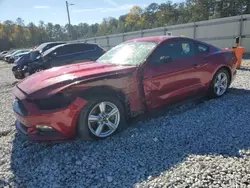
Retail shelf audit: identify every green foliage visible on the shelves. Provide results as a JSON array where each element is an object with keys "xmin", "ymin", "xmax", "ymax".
[{"xmin": 0, "ymin": 0, "xmax": 249, "ymax": 51}]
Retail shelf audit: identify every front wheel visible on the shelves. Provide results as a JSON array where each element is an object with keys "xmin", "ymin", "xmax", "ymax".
[
  {"xmin": 208, "ymin": 69, "xmax": 230, "ymax": 98},
  {"xmin": 77, "ymin": 96, "xmax": 126, "ymax": 140},
  {"xmin": 35, "ymin": 68, "xmax": 44, "ymax": 73}
]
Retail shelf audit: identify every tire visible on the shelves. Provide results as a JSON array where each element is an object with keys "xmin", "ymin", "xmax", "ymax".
[
  {"xmin": 31, "ymin": 67, "xmax": 44, "ymax": 75},
  {"xmin": 77, "ymin": 96, "xmax": 126, "ymax": 140},
  {"xmin": 35, "ymin": 68, "xmax": 44, "ymax": 72},
  {"xmin": 208, "ymin": 68, "xmax": 230, "ymax": 98}
]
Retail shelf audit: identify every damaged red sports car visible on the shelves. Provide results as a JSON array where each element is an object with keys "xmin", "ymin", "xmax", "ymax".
[{"xmin": 13, "ymin": 36, "xmax": 237, "ymax": 141}]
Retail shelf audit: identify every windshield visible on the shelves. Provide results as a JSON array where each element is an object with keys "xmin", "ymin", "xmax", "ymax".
[
  {"xmin": 35, "ymin": 43, "xmax": 48, "ymax": 52},
  {"xmin": 9, "ymin": 50, "xmax": 16, "ymax": 55},
  {"xmin": 42, "ymin": 45, "xmax": 60, "ymax": 57},
  {"xmin": 13, "ymin": 50, "xmax": 29, "ymax": 56},
  {"xmin": 97, "ymin": 42, "xmax": 157, "ymax": 66}
]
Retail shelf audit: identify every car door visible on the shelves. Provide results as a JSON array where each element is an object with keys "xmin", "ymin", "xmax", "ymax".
[
  {"xmin": 143, "ymin": 39, "xmax": 204, "ymax": 109},
  {"xmin": 193, "ymin": 42, "xmax": 212, "ymax": 87}
]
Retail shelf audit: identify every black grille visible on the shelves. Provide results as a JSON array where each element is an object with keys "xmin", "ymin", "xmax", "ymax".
[
  {"xmin": 34, "ymin": 93, "xmax": 73, "ymax": 110},
  {"xmin": 13, "ymin": 98, "xmax": 28, "ymax": 116}
]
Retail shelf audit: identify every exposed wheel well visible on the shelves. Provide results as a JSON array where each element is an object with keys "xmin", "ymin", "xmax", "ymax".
[
  {"xmin": 216, "ymin": 66, "xmax": 232, "ymax": 83},
  {"xmin": 79, "ymin": 86, "xmax": 130, "ymax": 119}
]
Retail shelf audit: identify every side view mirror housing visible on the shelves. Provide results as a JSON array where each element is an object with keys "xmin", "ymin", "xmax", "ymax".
[
  {"xmin": 51, "ymin": 52, "xmax": 57, "ymax": 58},
  {"xmin": 159, "ymin": 56, "xmax": 172, "ymax": 64}
]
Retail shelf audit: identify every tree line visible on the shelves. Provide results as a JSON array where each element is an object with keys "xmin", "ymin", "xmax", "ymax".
[{"xmin": 0, "ymin": 0, "xmax": 249, "ymax": 51}]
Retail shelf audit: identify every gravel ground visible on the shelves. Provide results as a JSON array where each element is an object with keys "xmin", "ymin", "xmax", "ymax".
[{"xmin": 0, "ymin": 59, "xmax": 250, "ymax": 188}]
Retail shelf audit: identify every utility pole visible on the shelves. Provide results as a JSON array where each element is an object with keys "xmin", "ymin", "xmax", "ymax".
[
  {"xmin": 239, "ymin": 0, "xmax": 244, "ymax": 44},
  {"xmin": 66, "ymin": 1, "xmax": 74, "ymax": 39}
]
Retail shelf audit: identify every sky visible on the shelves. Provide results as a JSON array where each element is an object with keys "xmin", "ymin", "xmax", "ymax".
[{"xmin": 0, "ymin": 0, "xmax": 184, "ymax": 26}]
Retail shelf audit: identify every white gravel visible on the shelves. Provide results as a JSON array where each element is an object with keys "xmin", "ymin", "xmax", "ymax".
[{"xmin": 0, "ymin": 60, "xmax": 250, "ymax": 188}]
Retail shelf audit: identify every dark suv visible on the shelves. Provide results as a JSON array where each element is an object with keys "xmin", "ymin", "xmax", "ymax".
[
  {"xmin": 35, "ymin": 42, "xmax": 65, "ymax": 53},
  {"xmin": 12, "ymin": 43, "xmax": 105, "ymax": 79}
]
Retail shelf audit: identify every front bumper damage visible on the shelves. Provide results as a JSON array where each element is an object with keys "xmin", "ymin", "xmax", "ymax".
[{"xmin": 13, "ymin": 96, "xmax": 87, "ymax": 141}]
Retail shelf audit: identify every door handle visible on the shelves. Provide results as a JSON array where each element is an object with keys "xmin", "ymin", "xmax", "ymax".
[
  {"xmin": 193, "ymin": 63, "xmax": 208, "ymax": 68},
  {"xmin": 193, "ymin": 64, "xmax": 201, "ymax": 68}
]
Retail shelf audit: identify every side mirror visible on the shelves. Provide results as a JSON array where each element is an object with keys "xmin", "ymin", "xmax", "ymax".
[
  {"xmin": 159, "ymin": 56, "xmax": 172, "ymax": 64},
  {"xmin": 51, "ymin": 52, "xmax": 57, "ymax": 57}
]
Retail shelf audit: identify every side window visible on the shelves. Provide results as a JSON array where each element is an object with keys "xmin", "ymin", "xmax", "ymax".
[
  {"xmin": 73, "ymin": 44, "xmax": 85, "ymax": 53},
  {"xmin": 150, "ymin": 40, "xmax": 195, "ymax": 65},
  {"xmin": 66, "ymin": 44, "xmax": 79, "ymax": 53},
  {"xmin": 196, "ymin": 43, "xmax": 209, "ymax": 53},
  {"xmin": 78, "ymin": 44, "xmax": 96, "ymax": 52},
  {"xmin": 63, "ymin": 44, "xmax": 95, "ymax": 54},
  {"xmin": 43, "ymin": 45, "xmax": 51, "ymax": 52},
  {"xmin": 179, "ymin": 41, "xmax": 195, "ymax": 58},
  {"xmin": 150, "ymin": 43, "xmax": 170, "ymax": 64},
  {"xmin": 56, "ymin": 46, "xmax": 70, "ymax": 56}
]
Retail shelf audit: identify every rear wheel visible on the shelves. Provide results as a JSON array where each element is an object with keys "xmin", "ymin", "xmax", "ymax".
[
  {"xmin": 77, "ymin": 96, "xmax": 126, "ymax": 140},
  {"xmin": 208, "ymin": 68, "xmax": 230, "ymax": 98}
]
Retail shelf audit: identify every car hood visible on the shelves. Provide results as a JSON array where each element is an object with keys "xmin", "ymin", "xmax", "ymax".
[
  {"xmin": 16, "ymin": 52, "xmax": 29, "ymax": 56},
  {"xmin": 15, "ymin": 61, "xmax": 137, "ymax": 99}
]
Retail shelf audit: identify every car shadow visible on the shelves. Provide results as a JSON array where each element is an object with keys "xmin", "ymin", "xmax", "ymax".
[
  {"xmin": 10, "ymin": 87, "xmax": 250, "ymax": 187},
  {"xmin": 12, "ymin": 81, "xmax": 19, "ymax": 86},
  {"xmin": 0, "ymin": 179, "xmax": 9, "ymax": 187},
  {"xmin": 243, "ymin": 54, "xmax": 250, "ymax": 60},
  {"xmin": 239, "ymin": 67, "xmax": 250, "ymax": 72}
]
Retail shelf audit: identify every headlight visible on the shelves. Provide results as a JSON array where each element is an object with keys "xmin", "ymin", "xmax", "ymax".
[
  {"xmin": 36, "ymin": 125, "xmax": 53, "ymax": 132},
  {"xmin": 33, "ymin": 92, "xmax": 75, "ymax": 110},
  {"xmin": 12, "ymin": 65, "xmax": 18, "ymax": 71}
]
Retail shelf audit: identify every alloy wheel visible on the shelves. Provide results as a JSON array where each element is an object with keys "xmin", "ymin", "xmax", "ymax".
[
  {"xmin": 87, "ymin": 101, "xmax": 120, "ymax": 138},
  {"xmin": 214, "ymin": 72, "xmax": 228, "ymax": 96}
]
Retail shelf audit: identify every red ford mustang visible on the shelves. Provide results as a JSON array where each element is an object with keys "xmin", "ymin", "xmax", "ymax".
[{"xmin": 13, "ymin": 36, "xmax": 237, "ymax": 141}]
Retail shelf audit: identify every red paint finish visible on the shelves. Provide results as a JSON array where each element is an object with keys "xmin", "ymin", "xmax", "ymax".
[
  {"xmin": 144, "ymin": 56, "xmax": 207, "ymax": 108},
  {"xmin": 14, "ymin": 96, "xmax": 87, "ymax": 140},
  {"xmin": 12, "ymin": 36, "xmax": 237, "ymax": 141},
  {"xmin": 17, "ymin": 62, "xmax": 137, "ymax": 99}
]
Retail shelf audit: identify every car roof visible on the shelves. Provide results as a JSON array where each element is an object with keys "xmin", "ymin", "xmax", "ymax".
[
  {"xmin": 52, "ymin": 42, "xmax": 98, "ymax": 49},
  {"xmin": 126, "ymin": 36, "xmax": 175, "ymax": 43},
  {"xmin": 42, "ymin": 42, "xmax": 65, "ymax": 45},
  {"xmin": 36, "ymin": 42, "xmax": 65, "ymax": 50},
  {"xmin": 126, "ymin": 36, "xmax": 198, "ymax": 43}
]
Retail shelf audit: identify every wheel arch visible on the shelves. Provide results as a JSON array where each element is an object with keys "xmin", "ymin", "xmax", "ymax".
[
  {"xmin": 213, "ymin": 65, "xmax": 232, "ymax": 83},
  {"xmin": 79, "ymin": 85, "xmax": 131, "ymax": 119}
]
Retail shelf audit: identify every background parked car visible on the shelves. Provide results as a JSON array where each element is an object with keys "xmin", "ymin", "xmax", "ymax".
[
  {"xmin": 4, "ymin": 50, "xmax": 18, "ymax": 62},
  {"xmin": 12, "ymin": 43, "xmax": 105, "ymax": 79},
  {"xmin": 14, "ymin": 52, "xmax": 32, "ymax": 65},
  {"xmin": 9, "ymin": 51, "xmax": 30, "ymax": 64},
  {"xmin": 12, "ymin": 42, "xmax": 65, "ymax": 69},
  {"xmin": 2, "ymin": 50, "xmax": 17, "ymax": 61},
  {"xmin": 13, "ymin": 50, "xmax": 40, "ymax": 70},
  {"xmin": 5, "ymin": 49, "xmax": 30, "ymax": 63},
  {"xmin": 0, "ymin": 51, "xmax": 9, "ymax": 60}
]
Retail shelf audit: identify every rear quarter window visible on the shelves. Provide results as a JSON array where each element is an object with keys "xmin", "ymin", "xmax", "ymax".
[
  {"xmin": 196, "ymin": 43, "xmax": 209, "ymax": 53},
  {"xmin": 78, "ymin": 44, "xmax": 97, "ymax": 51}
]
